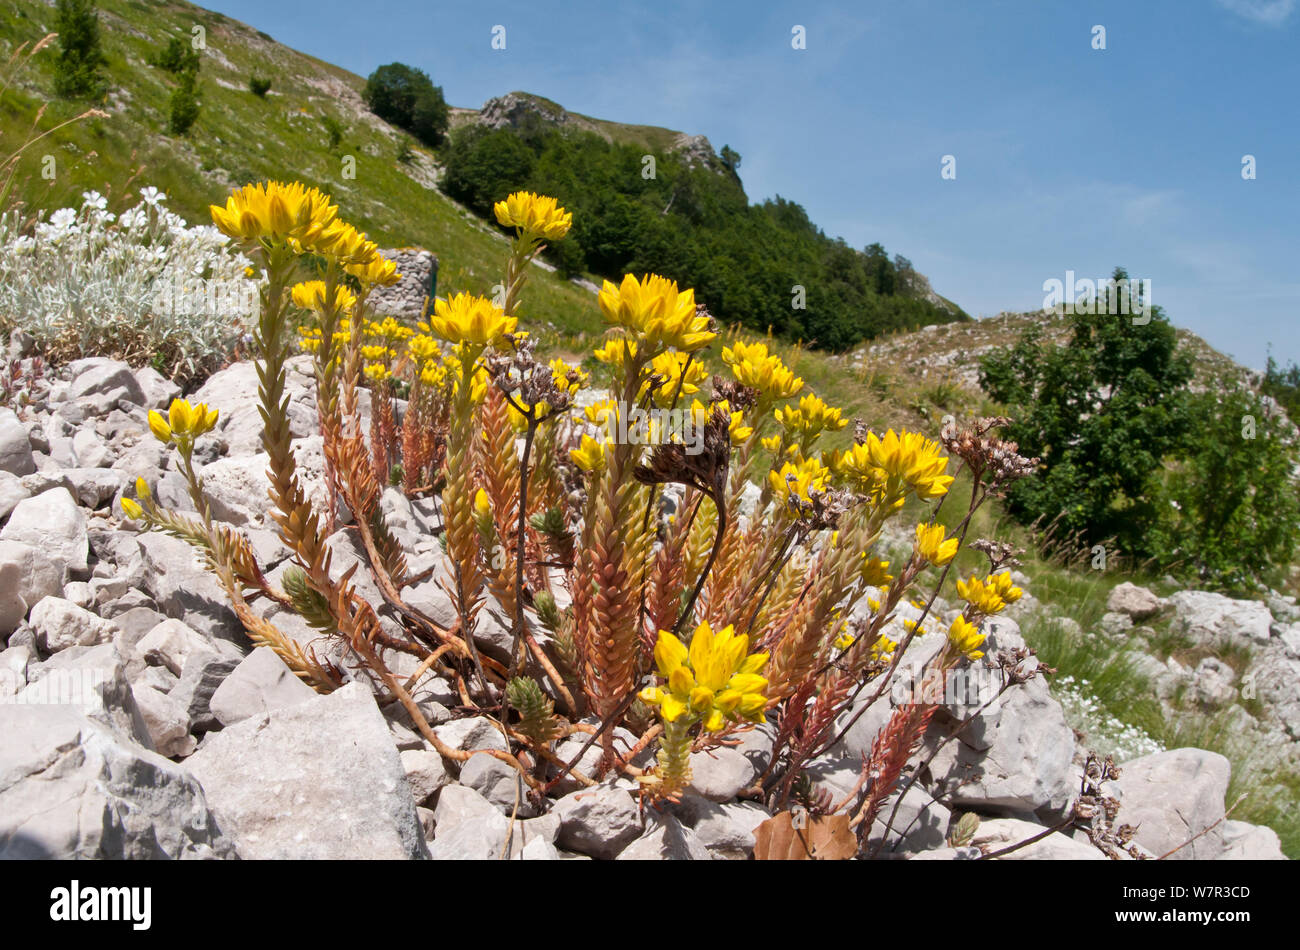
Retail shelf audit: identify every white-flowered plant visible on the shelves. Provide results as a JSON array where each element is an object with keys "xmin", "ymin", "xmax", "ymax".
[
  {"xmin": 0, "ymin": 188, "xmax": 260, "ymax": 380},
  {"xmin": 1053, "ymin": 674, "xmax": 1165, "ymax": 761}
]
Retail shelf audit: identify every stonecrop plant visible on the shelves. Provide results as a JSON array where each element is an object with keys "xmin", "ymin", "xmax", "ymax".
[{"xmin": 120, "ymin": 181, "xmax": 1042, "ymax": 856}]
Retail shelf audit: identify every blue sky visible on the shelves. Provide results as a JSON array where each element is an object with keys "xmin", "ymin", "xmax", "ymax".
[{"xmin": 204, "ymin": 0, "xmax": 1299, "ymax": 369}]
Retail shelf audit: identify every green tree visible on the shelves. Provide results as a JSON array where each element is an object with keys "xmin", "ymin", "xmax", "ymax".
[
  {"xmin": 1152, "ymin": 380, "xmax": 1300, "ymax": 589},
  {"xmin": 979, "ymin": 267, "xmax": 1193, "ymax": 559},
  {"xmin": 167, "ymin": 69, "xmax": 201, "ymax": 135},
  {"xmin": 362, "ymin": 63, "xmax": 449, "ymax": 147},
  {"xmin": 52, "ymin": 0, "xmax": 107, "ymax": 99},
  {"xmin": 441, "ymin": 126, "xmax": 535, "ymax": 215}
]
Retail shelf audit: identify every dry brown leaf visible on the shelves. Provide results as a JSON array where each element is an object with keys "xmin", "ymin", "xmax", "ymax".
[{"xmin": 752, "ymin": 810, "xmax": 857, "ymax": 860}]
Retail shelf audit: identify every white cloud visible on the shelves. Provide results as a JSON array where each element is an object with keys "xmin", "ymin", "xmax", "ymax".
[{"xmin": 1215, "ymin": 0, "xmax": 1297, "ymax": 26}]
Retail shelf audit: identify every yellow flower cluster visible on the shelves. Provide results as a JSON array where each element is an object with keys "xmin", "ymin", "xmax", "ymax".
[
  {"xmin": 688, "ymin": 399, "xmax": 753, "ymax": 445},
  {"xmin": 774, "ymin": 392, "xmax": 846, "ymax": 439},
  {"xmin": 291, "ymin": 280, "xmax": 357, "ymax": 315},
  {"xmin": 569, "ymin": 433, "xmax": 609, "ymax": 474},
  {"xmin": 360, "ymin": 316, "xmax": 417, "ymax": 382},
  {"xmin": 296, "ymin": 317, "xmax": 353, "ymax": 355},
  {"xmin": 831, "ymin": 428, "xmax": 953, "ymax": 502},
  {"xmin": 148, "ymin": 398, "xmax": 219, "ymax": 445},
  {"xmin": 767, "ymin": 454, "xmax": 831, "ymax": 505},
  {"xmin": 598, "ymin": 273, "xmax": 715, "ymax": 354},
  {"xmin": 947, "ymin": 616, "xmax": 987, "ymax": 660},
  {"xmin": 427, "ymin": 293, "xmax": 517, "ymax": 351},
  {"xmin": 915, "ymin": 522, "xmax": 959, "ymax": 566},
  {"xmin": 833, "ymin": 629, "xmax": 897, "ymax": 662},
  {"xmin": 721, "ymin": 340, "xmax": 803, "ymax": 401},
  {"xmin": 593, "ymin": 336, "xmax": 636, "ymax": 368},
  {"xmin": 119, "ymin": 477, "xmax": 153, "ymax": 521},
  {"xmin": 639, "ymin": 622, "xmax": 769, "ymax": 733},
  {"xmin": 493, "ymin": 191, "xmax": 572, "ymax": 242},
  {"xmin": 956, "ymin": 572, "xmax": 1023, "ymax": 615},
  {"xmin": 209, "ymin": 181, "xmax": 399, "ymax": 285}
]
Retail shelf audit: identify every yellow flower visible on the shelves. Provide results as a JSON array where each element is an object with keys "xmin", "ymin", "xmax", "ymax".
[
  {"xmin": 721, "ymin": 340, "xmax": 803, "ymax": 400},
  {"xmin": 419, "ymin": 360, "xmax": 449, "ymax": 389},
  {"xmin": 447, "ymin": 353, "xmax": 489, "ymax": 402},
  {"xmin": 408, "ymin": 333, "xmax": 442, "ymax": 366},
  {"xmin": 366, "ymin": 316, "xmax": 415, "ymax": 343},
  {"xmin": 947, "ymin": 616, "xmax": 986, "ymax": 661},
  {"xmin": 767, "ymin": 455, "xmax": 831, "ymax": 505},
  {"xmin": 598, "ymin": 274, "xmax": 715, "ymax": 353},
  {"xmin": 120, "ymin": 497, "xmax": 143, "ymax": 520},
  {"xmin": 826, "ymin": 442, "xmax": 886, "ymax": 498},
  {"xmin": 720, "ymin": 401, "xmax": 753, "ymax": 444},
  {"xmin": 871, "ymin": 634, "xmax": 898, "ymax": 662},
  {"xmin": 363, "ymin": 363, "xmax": 391, "ymax": 382},
  {"xmin": 639, "ymin": 622, "xmax": 768, "ymax": 732},
  {"xmin": 642, "ymin": 350, "xmax": 709, "ymax": 407},
  {"xmin": 549, "ymin": 357, "xmax": 587, "ymax": 398},
  {"xmin": 774, "ymin": 392, "xmax": 846, "ymax": 439},
  {"xmin": 569, "ymin": 434, "xmax": 609, "ymax": 474},
  {"xmin": 149, "ymin": 399, "xmax": 218, "ymax": 445},
  {"xmin": 583, "ymin": 397, "xmax": 619, "ymax": 429},
  {"xmin": 915, "ymin": 522, "xmax": 959, "ymax": 566},
  {"xmin": 493, "ymin": 191, "xmax": 572, "ymax": 241},
  {"xmin": 148, "ymin": 410, "xmax": 172, "ymax": 443},
  {"xmin": 209, "ymin": 181, "xmax": 337, "ymax": 246},
  {"xmin": 956, "ymin": 572, "xmax": 1023, "ymax": 615},
  {"xmin": 135, "ymin": 477, "xmax": 152, "ymax": 500},
  {"xmin": 301, "ymin": 217, "xmax": 380, "ymax": 268},
  {"xmin": 594, "ymin": 336, "xmax": 637, "ymax": 368},
  {"xmin": 291, "ymin": 280, "xmax": 356, "ymax": 314},
  {"xmin": 859, "ymin": 555, "xmax": 893, "ymax": 587},
  {"xmin": 427, "ymin": 293, "xmax": 517, "ymax": 350},
  {"xmin": 863, "ymin": 429, "xmax": 954, "ymax": 500},
  {"xmin": 346, "ymin": 253, "xmax": 400, "ymax": 287}
]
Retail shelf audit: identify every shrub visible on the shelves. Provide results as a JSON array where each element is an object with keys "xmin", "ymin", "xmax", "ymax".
[
  {"xmin": 0, "ymin": 187, "xmax": 257, "ymax": 380},
  {"xmin": 321, "ymin": 114, "xmax": 344, "ymax": 150},
  {"xmin": 1152, "ymin": 379, "xmax": 1300, "ymax": 589},
  {"xmin": 116, "ymin": 182, "xmax": 1044, "ymax": 858},
  {"xmin": 167, "ymin": 69, "xmax": 201, "ymax": 135},
  {"xmin": 248, "ymin": 74, "xmax": 272, "ymax": 98},
  {"xmin": 1262, "ymin": 352, "xmax": 1300, "ymax": 421},
  {"xmin": 52, "ymin": 0, "xmax": 107, "ymax": 99},
  {"xmin": 361, "ymin": 62, "xmax": 449, "ymax": 147},
  {"xmin": 395, "ymin": 136, "xmax": 414, "ymax": 165},
  {"xmin": 149, "ymin": 36, "xmax": 200, "ymax": 75}
]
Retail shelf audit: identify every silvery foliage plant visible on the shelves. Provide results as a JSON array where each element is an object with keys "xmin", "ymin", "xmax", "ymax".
[{"xmin": 0, "ymin": 187, "xmax": 259, "ymax": 378}]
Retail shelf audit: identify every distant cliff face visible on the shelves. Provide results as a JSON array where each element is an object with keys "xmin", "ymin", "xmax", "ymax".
[
  {"xmin": 470, "ymin": 92, "xmax": 725, "ymax": 172},
  {"xmin": 477, "ymin": 92, "xmax": 572, "ymax": 132}
]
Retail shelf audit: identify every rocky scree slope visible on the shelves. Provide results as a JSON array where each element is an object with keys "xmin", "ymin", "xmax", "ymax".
[{"xmin": 0, "ymin": 347, "xmax": 1289, "ymax": 860}]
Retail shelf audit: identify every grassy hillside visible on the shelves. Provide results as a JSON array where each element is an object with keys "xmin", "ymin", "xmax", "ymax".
[{"xmin": 0, "ymin": 0, "xmax": 601, "ymax": 337}]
